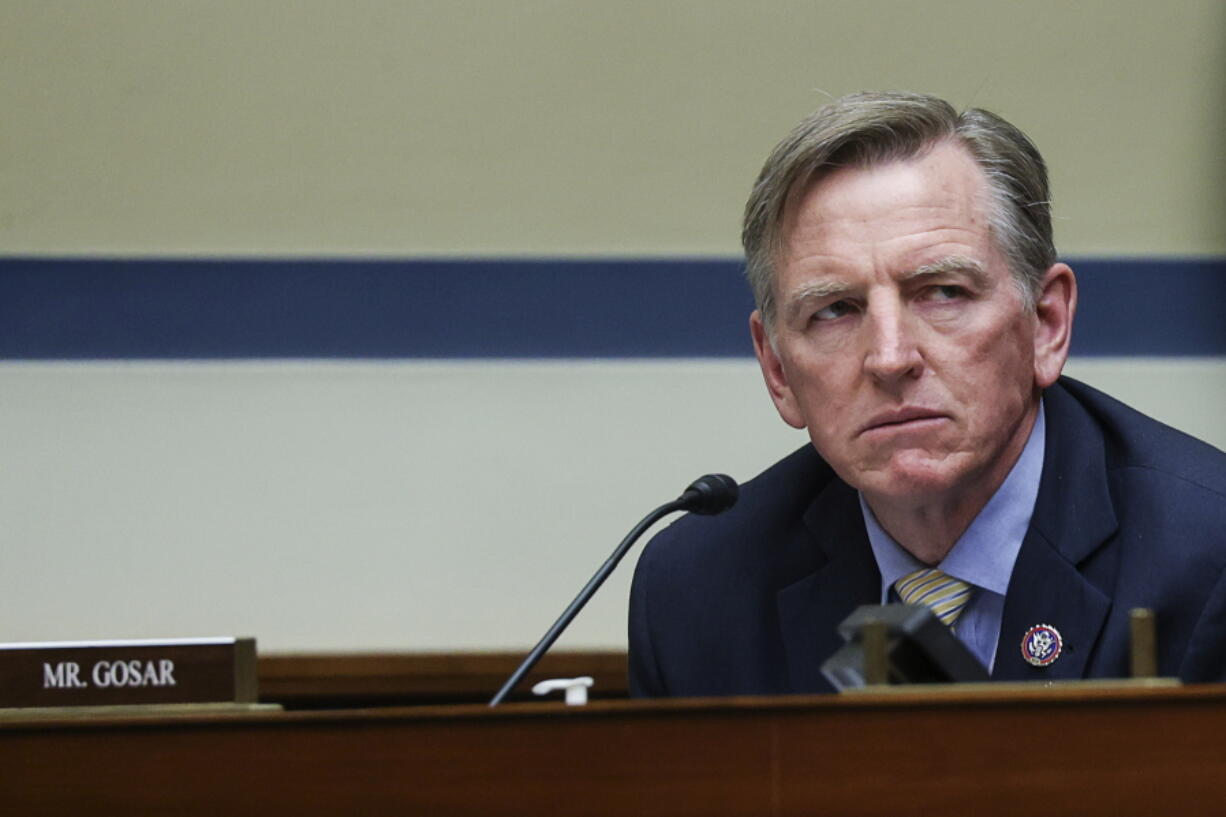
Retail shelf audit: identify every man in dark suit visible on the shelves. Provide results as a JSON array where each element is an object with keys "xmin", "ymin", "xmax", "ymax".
[{"xmin": 628, "ymin": 92, "xmax": 1226, "ymax": 697}]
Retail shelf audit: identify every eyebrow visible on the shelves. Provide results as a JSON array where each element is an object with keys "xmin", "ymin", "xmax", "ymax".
[
  {"xmin": 781, "ymin": 279, "xmax": 853, "ymax": 324},
  {"xmin": 778, "ymin": 255, "xmax": 991, "ymax": 325},
  {"xmin": 903, "ymin": 255, "xmax": 988, "ymax": 285}
]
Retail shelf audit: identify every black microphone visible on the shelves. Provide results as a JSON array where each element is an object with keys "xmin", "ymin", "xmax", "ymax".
[
  {"xmin": 489, "ymin": 473, "xmax": 739, "ymax": 706},
  {"xmin": 678, "ymin": 473, "xmax": 739, "ymax": 515}
]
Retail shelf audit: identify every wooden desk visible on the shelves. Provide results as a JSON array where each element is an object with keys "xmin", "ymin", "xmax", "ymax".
[
  {"xmin": 3, "ymin": 684, "xmax": 1225, "ymax": 815},
  {"xmin": 257, "ymin": 650, "xmax": 628, "ymax": 707}
]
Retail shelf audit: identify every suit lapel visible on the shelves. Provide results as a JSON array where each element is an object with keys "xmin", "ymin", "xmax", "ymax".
[
  {"xmin": 992, "ymin": 526, "xmax": 1112, "ymax": 680},
  {"xmin": 992, "ymin": 382, "xmax": 1119, "ymax": 681},
  {"xmin": 776, "ymin": 478, "xmax": 880, "ymax": 692}
]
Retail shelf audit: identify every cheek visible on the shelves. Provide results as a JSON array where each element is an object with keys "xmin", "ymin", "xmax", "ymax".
[
  {"xmin": 960, "ymin": 309, "xmax": 1035, "ymax": 371},
  {"xmin": 959, "ymin": 333, "xmax": 1037, "ymax": 423},
  {"xmin": 786, "ymin": 356, "xmax": 858, "ymax": 419}
]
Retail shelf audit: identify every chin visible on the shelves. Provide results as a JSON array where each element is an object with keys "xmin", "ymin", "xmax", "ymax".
[{"xmin": 848, "ymin": 457, "xmax": 966, "ymax": 503}]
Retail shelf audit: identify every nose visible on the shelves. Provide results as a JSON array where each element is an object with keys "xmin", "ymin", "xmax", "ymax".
[{"xmin": 862, "ymin": 298, "xmax": 923, "ymax": 383}]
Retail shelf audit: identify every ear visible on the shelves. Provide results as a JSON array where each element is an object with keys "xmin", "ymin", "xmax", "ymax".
[
  {"xmin": 750, "ymin": 310, "xmax": 806, "ymax": 429},
  {"xmin": 1032, "ymin": 263, "xmax": 1077, "ymax": 389}
]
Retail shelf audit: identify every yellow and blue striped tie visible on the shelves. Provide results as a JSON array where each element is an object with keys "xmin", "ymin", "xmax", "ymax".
[{"xmin": 895, "ymin": 568, "xmax": 973, "ymax": 630}]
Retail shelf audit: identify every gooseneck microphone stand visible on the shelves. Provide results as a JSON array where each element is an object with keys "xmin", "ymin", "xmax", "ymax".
[{"xmin": 489, "ymin": 474, "xmax": 737, "ymax": 706}]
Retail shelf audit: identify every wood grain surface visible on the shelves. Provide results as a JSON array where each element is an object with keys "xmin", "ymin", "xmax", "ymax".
[
  {"xmin": 257, "ymin": 650, "xmax": 628, "ymax": 707},
  {"xmin": 4, "ymin": 683, "xmax": 1226, "ymax": 816}
]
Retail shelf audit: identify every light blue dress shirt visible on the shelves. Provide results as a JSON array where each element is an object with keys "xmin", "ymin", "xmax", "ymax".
[{"xmin": 858, "ymin": 402, "xmax": 1046, "ymax": 672}]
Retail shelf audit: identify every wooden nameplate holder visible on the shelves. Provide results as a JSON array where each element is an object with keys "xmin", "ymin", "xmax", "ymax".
[{"xmin": 0, "ymin": 636, "xmax": 277, "ymax": 717}]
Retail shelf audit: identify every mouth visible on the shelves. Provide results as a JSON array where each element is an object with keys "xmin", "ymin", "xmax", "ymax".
[{"xmin": 859, "ymin": 408, "xmax": 948, "ymax": 436}]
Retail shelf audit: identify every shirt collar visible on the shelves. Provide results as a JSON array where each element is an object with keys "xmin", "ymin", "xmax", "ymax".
[{"xmin": 860, "ymin": 400, "xmax": 1046, "ymax": 601}]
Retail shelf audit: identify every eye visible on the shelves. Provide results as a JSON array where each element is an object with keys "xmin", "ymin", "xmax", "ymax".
[
  {"xmin": 814, "ymin": 300, "xmax": 856, "ymax": 322},
  {"xmin": 925, "ymin": 284, "xmax": 966, "ymax": 301}
]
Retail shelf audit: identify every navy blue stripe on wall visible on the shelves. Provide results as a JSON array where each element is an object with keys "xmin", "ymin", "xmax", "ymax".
[{"xmin": 1, "ymin": 257, "xmax": 1223, "ymax": 359}]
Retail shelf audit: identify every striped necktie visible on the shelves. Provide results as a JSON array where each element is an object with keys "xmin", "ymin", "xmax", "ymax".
[{"xmin": 895, "ymin": 568, "xmax": 973, "ymax": 630}]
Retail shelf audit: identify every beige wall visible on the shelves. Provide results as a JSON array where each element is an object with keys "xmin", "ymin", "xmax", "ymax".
[
  {"xmin": 2, "ymin": 2, "xmax": 1223, "ymax": 654},
  {"xmin": 3, "ymin": 0, "xmax": 1224, "ymax": 256}
]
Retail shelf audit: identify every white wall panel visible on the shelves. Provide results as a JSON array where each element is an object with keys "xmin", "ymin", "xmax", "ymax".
[{"xmin": 3, "ymin": 359, "xmax": 1221, "ymax": 651}]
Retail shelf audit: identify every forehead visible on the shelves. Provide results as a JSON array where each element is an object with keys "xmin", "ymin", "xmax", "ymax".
[{"xmin": 778, "ymin": 141, "xmax": 995, "ymax": 273}]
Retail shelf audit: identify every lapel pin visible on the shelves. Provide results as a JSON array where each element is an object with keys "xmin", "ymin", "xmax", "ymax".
[{"xmin": 1021, "ymin": 624, "xmax": 1062, "ymax": 667}]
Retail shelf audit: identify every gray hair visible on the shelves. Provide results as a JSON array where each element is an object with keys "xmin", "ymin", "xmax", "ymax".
[{"xmin": 742, "ymin": 91, "xmax": 1056, "ymax": 328}]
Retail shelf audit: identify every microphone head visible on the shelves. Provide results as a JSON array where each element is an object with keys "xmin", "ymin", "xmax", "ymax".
[{"xmin": 679, "ymin": 473, "xmax": 739, "ymax": 515}]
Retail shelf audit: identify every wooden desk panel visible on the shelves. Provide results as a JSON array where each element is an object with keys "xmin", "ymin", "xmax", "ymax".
[
  {"xmin": 258, "ymin": 650, "xmax": 629, "ymax": 707},
  {"xmin": 3, "ymin": 685, "xmax": 1225, "ymax": 816}
]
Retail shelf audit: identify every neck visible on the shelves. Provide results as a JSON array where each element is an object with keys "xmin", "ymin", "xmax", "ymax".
[{"xmin": 866, "ymin": 496, "xmax": 983, "ymax": 565}]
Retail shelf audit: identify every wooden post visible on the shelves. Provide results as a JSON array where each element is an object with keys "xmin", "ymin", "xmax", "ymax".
[{"xmin": 1130, "ymin": 608, "xmax": 1157, "ymax": 678}]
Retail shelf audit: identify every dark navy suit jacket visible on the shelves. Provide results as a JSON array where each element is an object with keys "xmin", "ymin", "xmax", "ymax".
[{"xmin": 628, "ymin": 378, "xmax": 1226, "ymax": 696}]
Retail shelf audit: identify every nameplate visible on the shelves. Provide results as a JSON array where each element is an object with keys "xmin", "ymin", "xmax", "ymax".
[{"xmin": 0, "ymin": 637, "xmax": 257, "ymax": 709}]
